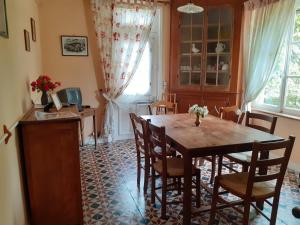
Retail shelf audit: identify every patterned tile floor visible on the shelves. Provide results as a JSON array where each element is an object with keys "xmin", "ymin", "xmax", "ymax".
[{"xmin": 80, "ymin": 139, "xmax": 300, "ymax": 225}]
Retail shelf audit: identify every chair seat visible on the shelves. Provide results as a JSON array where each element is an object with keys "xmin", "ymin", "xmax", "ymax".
[
  {"xmin": 226, "ymin": 151, "xmax": 252, "ymax": 164},
  {"xmin": 218, "ymin": 172, "xmax": 275, "ymax": 199},
  {"xmin": 153, "ymin": 158, "xmax": 198, "ymax": 177}
]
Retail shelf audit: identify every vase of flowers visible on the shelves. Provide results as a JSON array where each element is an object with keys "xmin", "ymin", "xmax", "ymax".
[
  {"xmin": 188, "ymin": 104, "xmax": 209, "ymax": 127},
  {"xmin": 31, "ymin": 75, "xmax": 61, "ymax": 105}
]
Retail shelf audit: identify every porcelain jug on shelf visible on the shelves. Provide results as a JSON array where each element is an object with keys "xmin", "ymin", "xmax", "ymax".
[
  {"xmin": 191, "ymin": 43, "xmax": 200, "ymax": 53},
  {"xmin": 215, "ymin": 43, "xmax": 225, "ymax": 54}
]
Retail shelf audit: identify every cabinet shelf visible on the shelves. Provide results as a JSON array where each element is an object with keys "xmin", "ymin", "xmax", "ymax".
[
  {"xmin": 181, "ymin": 53, "xmax": 202, "ymax": 56},
  {"xmin": 207, "ymin": 52, "xmax": 231, "ymax": 56},
  {"xmin": 181, "ymin": 25, "xmax": 203, "ymax": 28},
  {"xmin": 206, "ymin": 70, "xmax": 230, "ymax": 73},
  {"xmin": 181, "ymin": 40, "xmax": 202, "ymax": 44},
  {"xmin": 207, "ymin": 39, "xmax": 231, "ymax": 42}
]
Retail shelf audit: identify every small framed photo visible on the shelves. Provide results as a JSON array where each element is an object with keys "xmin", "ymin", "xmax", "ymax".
[
  {"xmin": 24, "ymin": 29, "xmax": 30, "ymax": 51},
  {"xmin": 61, "ymin": 35, "xmax": 88, "ymax": 56},
  {"xmin": 51, "ymin": 93, "xmax": 63, "ymax": 111},
  {"xmin": 0, "ymin": 0, "xmax": 9, "ymax": 38},
  {"xmin": 31, "ymin": 18, "xmax": 36, "ymax": 41}
]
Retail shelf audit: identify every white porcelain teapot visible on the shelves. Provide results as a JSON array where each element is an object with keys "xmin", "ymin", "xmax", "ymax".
[{"xmin": 215, "ymin": 43, "xmax": 225, "ymax": 54}]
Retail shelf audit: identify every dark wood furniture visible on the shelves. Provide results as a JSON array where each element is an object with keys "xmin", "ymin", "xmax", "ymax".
[
  {"xmin": 205, "ymin": 105, "xmax": 245, "ymax": 183},
  {"xmin": 19, "ymin": 108, "xmax": 83, "ymax": 225},
  {"xmin": 141, "ymin": 113, "xmax": 283, "ymax": 225},
  {"xmin": 209, "ymin": 136, "xmax": 295, "ymax": 225},
  {"xmin": 145, "ymin": 119, "xmax": 201, "ymax": 219},
  {"xmin": 78, "ymin": 107, "xmax": 97, "ymax": 149},
  {"xmin": 129, "ymin": 113, "xmax": 151, "ymax": 194},
  {"xmin": 169, "ymin": 0, "xmax": 244, "ymax": 114},
  {"xmin": 224, "ymin": 111, "xmax": 278, "ymax": 173}
]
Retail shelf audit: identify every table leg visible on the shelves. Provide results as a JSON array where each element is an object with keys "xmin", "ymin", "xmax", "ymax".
[
  {"xmin": 183, "ymin": 152, "xmax": 192, "ymax": 225},
  {"xmin": 93, "ymin": 113, "xmax": 97, "ymax": 149},
  {"xmin": 79, "ymin": 119, "xmax": 84, "ymax": 146}
]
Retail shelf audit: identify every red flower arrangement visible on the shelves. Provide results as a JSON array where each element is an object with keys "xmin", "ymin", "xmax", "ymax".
[{"xmin": 31, "ymin": 75, "xmax": 61, "ymax": 92}]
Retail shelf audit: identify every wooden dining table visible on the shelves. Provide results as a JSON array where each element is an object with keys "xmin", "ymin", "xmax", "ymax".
[{"xmin": 141, "ymin": 113, "xmax": 283, "ymax": 225}]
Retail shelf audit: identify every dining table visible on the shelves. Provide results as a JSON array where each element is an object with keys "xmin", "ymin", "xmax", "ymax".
[{"xmin": 141, "ymin": 113, "xmax": 283, "ymax": 225}]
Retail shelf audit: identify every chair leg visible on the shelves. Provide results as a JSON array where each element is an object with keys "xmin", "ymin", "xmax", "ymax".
[
  {"xmin": 151, "ymin": 166, "xmax": 155, "ymax": 204},
  {"xmin": 243, "ymin": 202, "xmax": 251, "ymax": 225},
  {"xmin": 242, "ymin": 164, "xmax": 249, "ymax": 172},
  {"xmin": 143, "ymin": 158, "xmax": 150, "ymax": 194},
  {"xmin": 208, "ymin": 179, "xmax": 219, "ymax": 225},
  {"xmin": 161, "ymin": 177, "xmax": 168, "ymax": 220},
  {"xmin": 178, "ymin": 178, "xmax": 181, "ymax": 195},
  {"xmin": 270, "ymin": 195, "xmax": 280, "ymax": 225},
  {"xmin": 217, "ymin": 155, "xmax": 223, "ymax": 176},
  {"xmin": 210, "ymin": 156, "xmax": 216, "ymax": 184},
  {"xmin": 196, "ymin": 172, "xmax": 201, "ymax": 208},
  {"xmin": 137, "ymin": 153, "xmax": 141, "ymax": 189}
]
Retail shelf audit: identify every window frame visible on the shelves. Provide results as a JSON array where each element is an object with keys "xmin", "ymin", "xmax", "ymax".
[{"xmin": 253, "ymin": 1, "xmax": 300, "ymax": 117}]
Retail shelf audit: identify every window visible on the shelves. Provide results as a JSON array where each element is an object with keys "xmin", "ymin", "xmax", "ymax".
[
  {"xmin": 254, "ymin": 5, "xmax": 300, "ymax": 116},
  {"xmin": 124, "ymin": 42, "xmax": 151, "ymax": 95}
]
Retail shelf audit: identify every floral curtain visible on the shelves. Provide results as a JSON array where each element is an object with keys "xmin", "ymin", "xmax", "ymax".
[
  {"xmin": 242, "ymin": 0, "xmax": 295, "ymax": 109},
  {"xmin": 91, "ymin": 0, "xmax": 157, "ymax": 137}
]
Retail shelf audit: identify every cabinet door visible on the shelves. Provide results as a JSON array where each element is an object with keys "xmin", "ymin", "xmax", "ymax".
[
  {"xmin": 178, "ymin": 11, "xmax": 204, "ymax": 89},
  {"xmin": 205, "ymin": 6, "xmax": 233, "ymax": 88}
]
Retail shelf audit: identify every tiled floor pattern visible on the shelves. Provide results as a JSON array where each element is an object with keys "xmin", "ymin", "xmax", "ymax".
[{"xmin": 80, "ymin": 139, "xmax": 300, "ymax": 225}]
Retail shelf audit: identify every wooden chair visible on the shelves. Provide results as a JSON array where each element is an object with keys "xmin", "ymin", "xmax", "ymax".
[
  {"xmin": 129, "ymin": 113, "xmax": 151, "ymax": 194},
  {"xmin": 145, "ymin": 119, "xmax": 201, "ymax": 219},
  {"xmin": 222, "ymin": 112, "xmax": 277, "ymax": 173},
  {"xmin": 209, "ymin": 136, "xmax": 295, "ymax": 225},
  {"xmin": 129, "ymin": 113, "xmax": 176, "ymax": 194},
  {"xmin": 204, "ymin": 106, "xmax": 245, "ymax": 183},
  {"xmin": 162, "ymin": 92, "xmax": 178, "ymax": 114}
]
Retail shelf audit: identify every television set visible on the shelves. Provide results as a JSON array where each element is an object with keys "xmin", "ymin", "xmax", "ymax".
[{"xmin": 57, "ymin": 88, "xmax": 83, "ymax": 112}]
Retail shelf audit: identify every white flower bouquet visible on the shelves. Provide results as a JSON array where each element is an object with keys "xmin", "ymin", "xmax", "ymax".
[{"xmin": 188, "ymin": 104, "xmax": 209, "ymax": 118}]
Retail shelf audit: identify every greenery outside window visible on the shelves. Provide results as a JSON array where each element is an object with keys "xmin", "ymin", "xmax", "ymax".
[{"xmin": 254, "ymin": 4, "xmax": 300, "ymax": 116}]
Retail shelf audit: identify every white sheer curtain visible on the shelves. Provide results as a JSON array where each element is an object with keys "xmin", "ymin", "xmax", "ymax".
[
  {"xmin": 242, "ymin": 0, "xmax": 295, "ymax": 109},
  {"xmin": 91, "ymin": 0, "xmax": 157, "ymax": 137}
]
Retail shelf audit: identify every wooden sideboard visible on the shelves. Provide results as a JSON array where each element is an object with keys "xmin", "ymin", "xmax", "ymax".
[{"xmin": 19, "ymin": 109, "xmax": 83, "ymax": 225}]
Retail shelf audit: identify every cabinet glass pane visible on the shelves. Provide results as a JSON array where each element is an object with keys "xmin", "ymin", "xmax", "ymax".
[
  {"xmin": 208, "ymin": 26, "xmax": 218, "ymax": 40},
  {"xmin": 220, "ymin": 7, "xmax": 233, "ymax": 25},
  {"xmin": 220, "ymin": 25, "xmax": 232, "ymax": 39},
  {"xmin": 181, "ymin": 43, "xmax": 190, "ymax": 54},
  {"xmin": 192, "ymin": 13, "xmax": 203, "ymax": 25},
  {"xmin": 192, "ymin": 55, "xmax": 201, "ymax": 71},
  {"xmin": 218, "ymin": 72, "xmax": 230, "ymax": 86},
  {"xmin": 180, "ymin": 72, "xmax": 190, "ymax": 85},
  {"xmin": 192, "ymin": 27, "xmax": 203, "ymax": 41},
  {"xmin": 191, "ymin": 72, "xmax": 201, "ymax": 84},
  {"xmin": 206, "ymin": 73, "xmax": 217, "ymax": 85},
  {"xmin": 207, "ymin": 56, "xmax": 217, "ymax": 71},
  {"xmin": 208, "ymin": 8, "xmax": 219, "ymax": 24},
  {"xmin": 180, "ymin": 56, "xmax": 190, "ymax": 71},
  {"xmin": 207, "ymin": 42, "xmax": 219, "ymax": 54},
  {"xmin": 181, "ymin": 14, "xmax": 191, "ymax": 26},
  {"xmin": 181, "ymin": 27, "xmax": 191, "ymax": 41}
]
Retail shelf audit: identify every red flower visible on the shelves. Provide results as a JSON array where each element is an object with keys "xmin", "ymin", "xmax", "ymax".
[{"xmin": 30, "ymin": 75, "xmax": 61, "ymax": 93}]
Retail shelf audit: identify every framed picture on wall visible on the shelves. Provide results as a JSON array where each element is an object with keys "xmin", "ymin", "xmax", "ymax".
[
  {"xmin": 0, "ymin": 0, "xmax": 9, "ymax": 38},
  {"xmin": 31, "ymin": 18, "xmax": 36, "ymax": 41},
  {"xmin": 61, "ymin": 35, "xmax": 88, "ymax": 56},
  {"xmin": 24, "ymin": 29, "xmax": 30, "ymax": 51}
]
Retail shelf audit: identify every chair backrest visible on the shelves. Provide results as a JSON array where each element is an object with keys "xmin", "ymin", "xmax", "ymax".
[
  {"xmin": 146, "ymin": 120, "xmax": 168, "ymax": 176},
  {"xmin": 129, "ymin": 113, "xmax": 149, "ymax": 156},
  {"xmin": 246, "ymin": 136, "xmax": 295, "ymax": 198},
  {"xmin": 162, "ymin": 93, "xmax": 176, "ymax": 104},
  {"xmin": 245, "ymin": 111, "xmax": 277, "ymax": 134},
  {"xmin": 217, "ymin": 105, "xmax": 245, "ymax": 124}
]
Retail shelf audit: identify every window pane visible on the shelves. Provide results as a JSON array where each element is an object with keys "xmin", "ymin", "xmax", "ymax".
[
  {"xmin": 289, "ymin": 43, "xmax": 300, "ymax": 76},
  {"xmin": 293, "ymin": 10, "xmax": 300, "ymax": 42},
  {"xmin": 255, "ymin": 45, "xmax": 286, "ymax": 106},
  {"xmin": 124, "ymin": 43, "xmax": 151, "ymax": 95},
  {"xmin": 285, "ymin": 77, "xmax": 300, "ymax": 110}
]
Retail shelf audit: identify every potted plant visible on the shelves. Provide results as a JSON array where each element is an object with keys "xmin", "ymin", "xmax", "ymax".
[
  {"xmin": 31, "ymin": 75, "xmax": 61, "ymax": 105},
  {"xmin": 188, "ymin": 104, "xmax": 209, "ymax": 126}
]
